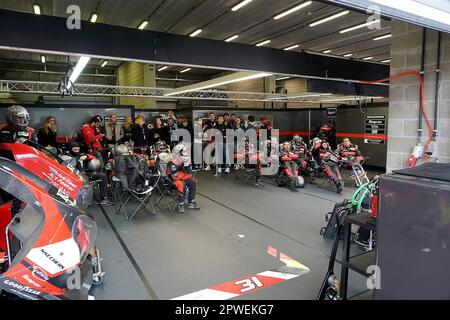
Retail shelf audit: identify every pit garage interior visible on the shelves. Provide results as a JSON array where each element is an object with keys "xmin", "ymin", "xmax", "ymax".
[{"xmin": 0, "ymin": 0, "xmax": 449, "ymax": 301}]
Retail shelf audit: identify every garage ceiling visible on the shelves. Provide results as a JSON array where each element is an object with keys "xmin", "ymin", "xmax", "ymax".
[{"xmin": 0, "ymin": 0, "xmax": 391, "ymax": 63}]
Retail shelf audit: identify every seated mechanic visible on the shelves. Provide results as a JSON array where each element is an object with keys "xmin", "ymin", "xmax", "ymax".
[
  {"xmin": 166, "ymin": 143, "xmax": 200, "ymax": 213},
  {"xmin": 290, "ymin": 135, "xmax": 308, "ymax": 172},
  {"xmin": 235, "ymin": 139, "xmax": 263, "ymax": 186},
  {"xmin": 335, "ymin": 137, "xmax": 364, "ymax": 167},
  {"xmin": 290, "ymin": 135, "xmax": 307, "ymax": 158},
  {"xmin": 60, "ymin": 142, "xmax": 112, "ymax": 205}
]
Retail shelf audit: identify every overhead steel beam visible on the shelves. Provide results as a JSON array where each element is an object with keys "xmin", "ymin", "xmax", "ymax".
[
  {"xmin": 0, "ymin": 80, "xmax": 385, "ymax": 104},
  {"xmin": 0, "ymin": 9, "xmax": 388, "ymax": 83}
]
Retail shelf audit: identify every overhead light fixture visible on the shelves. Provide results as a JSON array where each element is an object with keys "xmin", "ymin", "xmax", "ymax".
[
  {"xmin": 256, "ymin": 40, "xmax": 271, "ymax": 47},
  {"xmin": 189, "ymin": 29, "xmax": 202, "ymax": 37},
  {"xmin": 373, "ymin": 34, "xmax": 391, "ymax": 40},
  {"xmin": 269, "ymin": 93, "xmax": 333, "ymax": 100},
  {"xmin": 283, "ymin": 44, "xmax": 300, "ymax": 51},
  {"xmin": 33, "ymin": 4, "xmax": 41, "ymax": 15},
  {"xmin": 90, "ymin": 13, "xmax": 98, "ymax": 23},
  {"xmin": 180, "ymin": 68, "xmax": 191, "ymax": 74},
  {"xmin": 231, "ymin": 0, "xmax": 254, "ymax": 12},
  {"xmin": 339, "ymin": 19, "xmax": 381, "ymax": 33},
  {"xmin": 323, "ymin": 49, "xmax": 331, "ymax": 54},
  {"xmin": 309, "ymin": 10, "xmax": 349, "ymax": 27},
  {"xmin": 166, "ymin": 72, "xmax": 272, "ymax": 96},
  {"xmin": 276, "ymin": 76, "xmax": 290, "ymax": 81},
  {"xmin": 101, "ymin": 61, "xmax": 108, "ymax": 67},
  {"xmin": 158, "ymin": 66, "xmax": 168, "ymax": 72},
  {"xmin": 41, "ymin": 55, "xmax": 46, "ymax": 64},
  {"xmin": 225, "ymin": 34, "xmax": 239, "ymax": 42},
  {"xmin": 138, "ymin": 20, "xmax": 149, "ymax": 30},
  {"xmin": 343, "ymin": 53, "xmax": 353, "ymax": 57},
  {"xmin": 371, "ymin": 0, "xmax": 450, "ymax": 27},
  {"xmin": 381, "ymin": 59, "xmax": 391, "ymax": 63},
  {"xmin": 316, "ymin": 96, "xmax": 384, "ymax": 103},
  {"xmin": 67, "ymin": 56, "xmax": 91, "ymax": 89},
  {"xmin": 363, "ymin": 56, "xmax": 374, "ymax": 60},
  {"xmin": 274, "ymin": 1, "xmax": 312, "ymax": 20}
]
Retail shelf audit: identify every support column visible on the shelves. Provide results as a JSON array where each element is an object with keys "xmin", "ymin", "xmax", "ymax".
[{"xmin": 118, "ymin": 62, "xmax": 156, "ymax": 109}]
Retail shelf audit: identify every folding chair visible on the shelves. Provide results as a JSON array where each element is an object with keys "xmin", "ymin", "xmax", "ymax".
[
  {"xmin": 153, "ymin": 159, "xmax": 178, "ymax": 212},
  {"xmin": 112, "ymin": 174, "xmax": 158, "ymax": 221}
]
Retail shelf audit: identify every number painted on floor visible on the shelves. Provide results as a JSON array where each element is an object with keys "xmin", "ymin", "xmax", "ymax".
[{"xmin": 235, "ymin": 276, "xmax": 263, "ymax": 293}]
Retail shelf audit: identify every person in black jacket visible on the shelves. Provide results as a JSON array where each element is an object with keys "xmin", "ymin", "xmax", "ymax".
[
  {"xmin": 37, "ymin": 116, "xmax": 59, "ymax": 148},
  {"xmin": 202, "ymin": 112, "xmax": 216, "ymax": 131},
  {"xmin": 131, "ymin": 115, "xmax": 151, "ymax": 151},
  {"xmin": 152, "ymin": 116, "xmax": 169, "ymax": 145},
  {"xmin": 215, "ymin": 115, "xmax": 231, "ymax": 174}
]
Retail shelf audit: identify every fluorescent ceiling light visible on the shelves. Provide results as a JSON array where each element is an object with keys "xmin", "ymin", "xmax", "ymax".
[
  {"xmin": 33, "ymin": 4, "xmax": 41, "ymax": 15},
  {"xmin": 318, "ymin": 96, "xmax": 384, "ymax": 103},
  {"xmin": 323, "ymin": 49, "xmax": 331, "ymax": 54},
  {"xmin": 101, "ymin": 61, "xmax": 108, "ymax": 67},
  {"xmin": 284, "ymin": 44, "xmax": 300, "ymax": 51},
  {"xmin": 180, "ymin": 68, "xmax": 191, "ymax": 73},
  {"xmin": 363, "ymin": 56, "xmax": 373, "ymax": 60},
  {"xmin": 166, "ymin": 72, "xmax": 272, "ymax": 96},
  {"xmin": 274, "ymin": 1, "xmax": 312, "ymax": 20},
  {"xmin": 256, "ymin": 40, "xmax": 271, "ymax": 47},
  {"xmin": 138, "ymin": 20, "xmax": 148, "ymax": 30},
  {"xmin": 343, "ymin": 53, "xmax": 353, "ymax": 57},
  {"xmin": 67, "ymin": 56, "xmax": 91, "ymax": 89},
  {"xmin": 270, "ymin": 93, "xmax": 333, "ymax": 100},
  {"xmin": 309, "ymin": 10, "xmax": 349, "ymax": 27},
  {"xmin": 158, "ymin": 66, "xmax": 168, "ymax": 72},
  {"xmin": 90, "ymin": 13, "xmax": 98, "ymax": 23},
  {"xmin": 371, "ymin": 0, "xmax": 450, "ymax": 27},
  {"xmin": 231, "ymin": 0, "xmax": 254, "ymax": 12},
  {"xmin": 225, "ymin": 35, "xmax": 239, "ymax": 42},
  {"xmin": 381, "ymin": 59, "xmax": 390, "ymax": 63},
  {"xmin": 276, "ymin": 76, "xmax": 290, "ymax": 81},
  {"xmin": 373, "ymin": 34, "xmax": 391, "ymax": 40},
  {"xmin": 189, "ymin": 29, "xmax": 202, "ymax": 37},
  {"xmin": 339, "ymin": 19, "xmax": 380, "ymax": 33},
  {"xmin": 41, "ymin": 55, "xmax": 46, "ymax": 64}
]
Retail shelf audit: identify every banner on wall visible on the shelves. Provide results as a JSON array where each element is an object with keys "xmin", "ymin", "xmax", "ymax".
[{"xmin": 365, "ymin": 115, "xmax": 386, "ymax": 138}]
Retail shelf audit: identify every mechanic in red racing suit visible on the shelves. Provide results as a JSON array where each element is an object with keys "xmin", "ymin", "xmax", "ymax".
[
  {"xmin": 335, "ymin": 137, "xmax": 364, "ymax": 168},
  {"xmin": 290, "ymin": 135, "xmax": 308, "ymax": 174},
  {"xmin": 166, "ymin": 143, "xmax": 200, "ymax": 213},
  {"xmin": 311, "ymin": 137, "xmax": 344, "ymax": 193}
]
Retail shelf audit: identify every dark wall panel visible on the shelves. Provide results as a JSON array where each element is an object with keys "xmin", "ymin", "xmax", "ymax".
[
  {"xmin": 0, "ymin": 104, "xmax": 132, "ymax": 137},
  {"xmin": 336, "ymin": 104, "xmax": 388, "ymax": 168}
]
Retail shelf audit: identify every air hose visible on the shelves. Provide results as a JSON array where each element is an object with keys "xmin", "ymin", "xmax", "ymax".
[
  {"xmin": 351, "ymin": 181, "xmax": 371, "ymax": 212},
  {"xmin": 358, "ymin": 71, "xmax": 433, "ymax": 152}
]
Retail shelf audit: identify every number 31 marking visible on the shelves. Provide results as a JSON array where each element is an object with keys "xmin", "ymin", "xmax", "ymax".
[{"xmin": 235, "ymin": 276, "xmax": 264, "ymax": 293}]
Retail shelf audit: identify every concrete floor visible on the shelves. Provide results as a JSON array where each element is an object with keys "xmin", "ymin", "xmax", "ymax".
[{"xmin": 89, "ymin": 168, "xmax": 380, "ymax": 300}]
